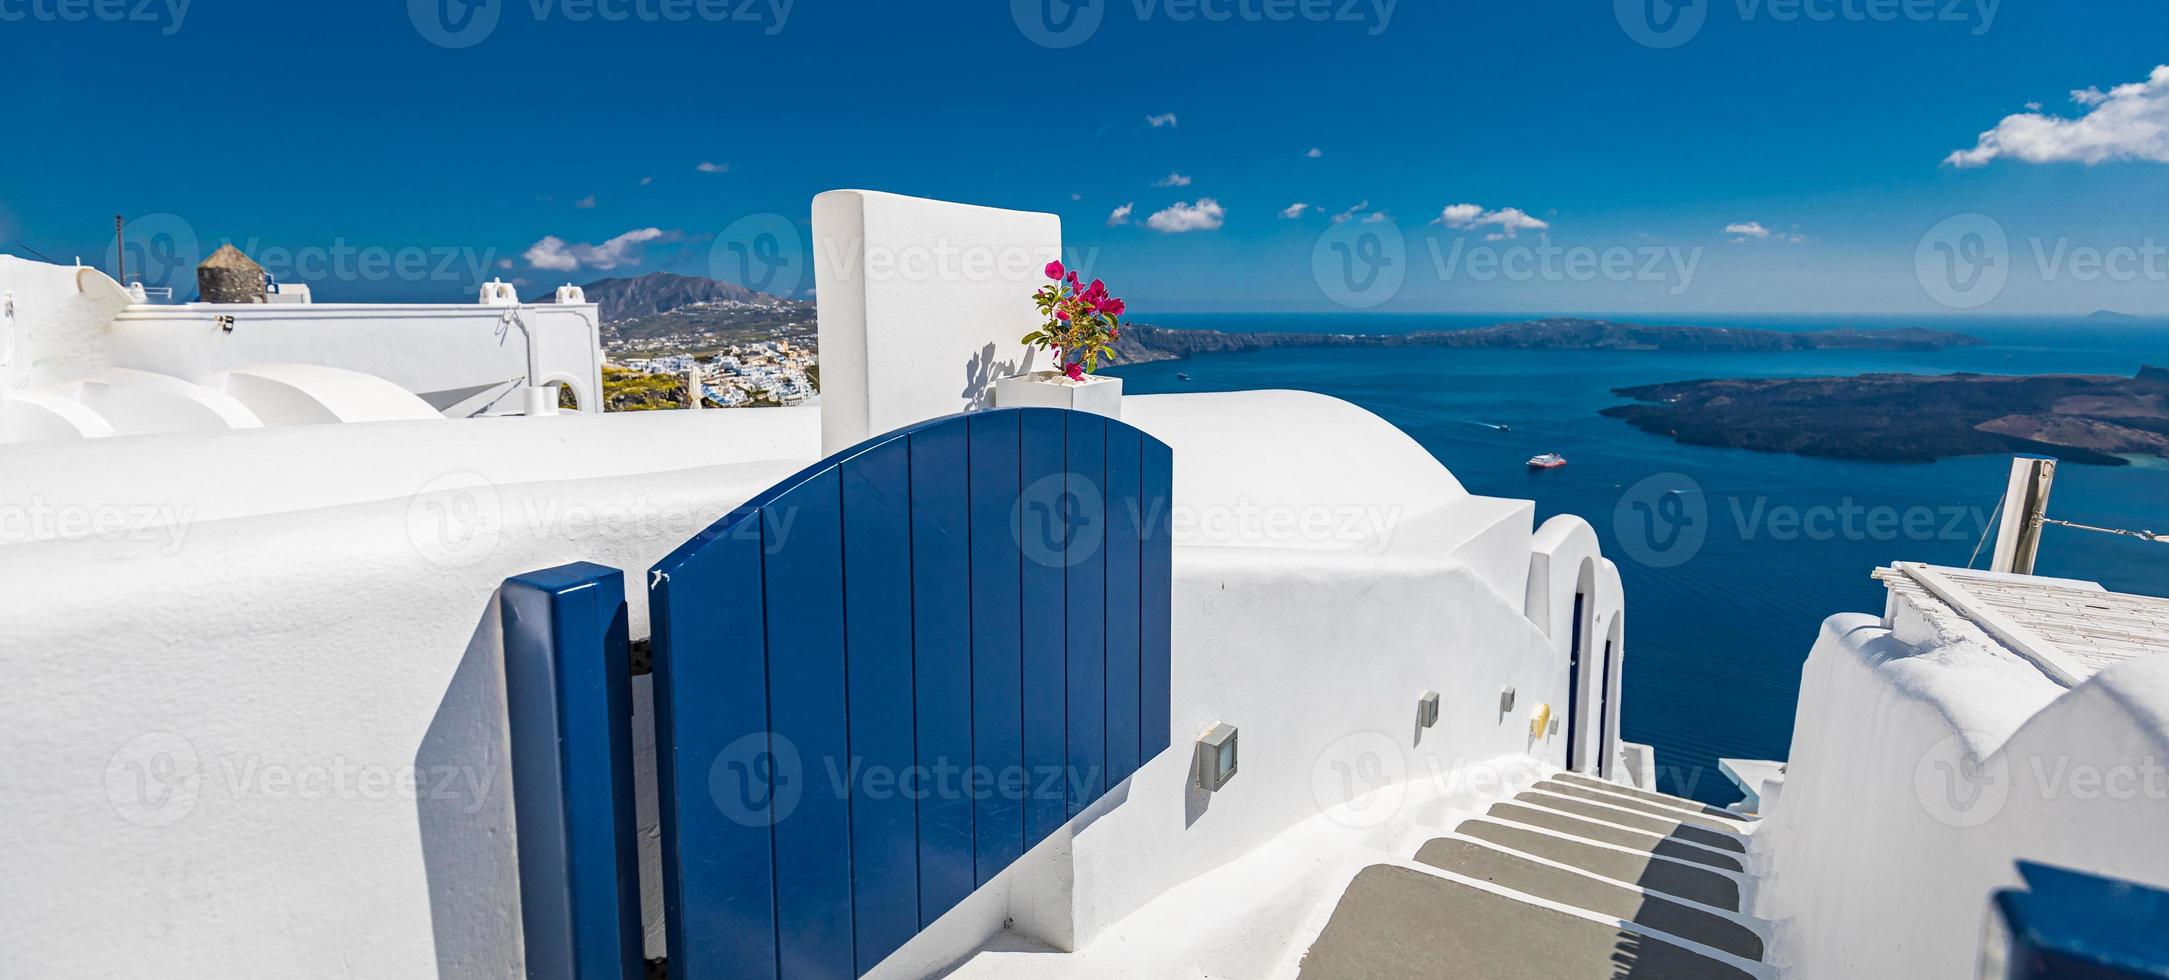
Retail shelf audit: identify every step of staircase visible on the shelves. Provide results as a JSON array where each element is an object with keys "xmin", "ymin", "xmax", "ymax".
[
  {"xmin": 1296, "ymin": 865, "xmax": 1758, "ymax": 980},
  {"xmin": 1509, "ymin": 791, "xmax": 1748, "ymax": 853},
  {"xmin": 1414, "ymin": 838, "xmax": 1765, "ymax": 961},
  {"xmin": 1529, "ymin": 779, "xmax": 1752, "ymax": 835},
  {"xmin": 1295, "ymin": 772, "xmax": 1771, "ymax": 979},
  {"xmin": 1486, "ymin": 801, "xmax": 1745, "ymax": 870},
  {"xmin": 1549, "ymin": 772, "xmax": 1752, "ymax": 825}
]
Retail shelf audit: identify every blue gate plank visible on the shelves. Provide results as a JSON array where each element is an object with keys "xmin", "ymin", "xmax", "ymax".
[
  {"xmin": 967, "ymin": 413, "xmax": 1025, "ymax": 885},
  {"xmin": 909, "ymin": 422, "xmax": 976, "ymax": 925},
  {"xmin": 1103, "ymin": 424, "xmax": 1143, "ymax": 788},
  {"xmin": 1018, "ymin": 410, "xmax": 1070, "ymax": 844},
  {"xmin": 761, "ymin": 471, "xmax": 855, "ymax": 979},
  {"xmin": 1065, "ymin": 414, "xmax": 1108, "ymax": 816},
  {"xmin": 839, "ymin": 439, "xmax": 920, "ymax": 970},
  {"xmin": 651, "ymin": 519, "xmax": 779, "ymax": 980},
  {"xmin": 502, "ymin": 562, "xmax": 642, "ymax": 980},
  {"xmin": 1140, "ymin": 436, "xmax": 1175, "ymax": 761},
  {"xmin": 646, "ymin": 408, "xmax": 1173, "ymax": 979}
]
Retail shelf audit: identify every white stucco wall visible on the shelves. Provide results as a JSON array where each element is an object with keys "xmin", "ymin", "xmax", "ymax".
[
  {"xmin": 0, "ymin": 409, "xmax": 831, "ymax": 977},
  {"xmin": 0, "ymin": 381, "xmax": 1625, "ymax": 976},
  {"xmin": 1752, "ymin": 611, "xmax": 2169, "ymax": 979},
  {"xmin": 1, "ymin": 255, "xmax": 604, "ymax": 443},
  {"xmin": 812, "ymin": 190, "xmax": 1059, "ymax": 455}
]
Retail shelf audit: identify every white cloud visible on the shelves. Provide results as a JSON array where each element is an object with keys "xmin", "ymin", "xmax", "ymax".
[
  {"xmin": 1437, "ymin": 203, "xmax": 1550, "ymax": 237},
  {"xmin": 1438, "ymin": 203, "xmax": 1483, "ymax": 226},
  {"xmin": 1362, "ymin": 211, "xmax": 1393, "ymax": 223},
  {"xmin": 575, "ymin": 194, "xmax": 597, "ymax": 209},
  {"xmin": 1146, "ymin": 113, "xmax": 1179, "ymax": 128},
  {"xmin": 1108, "ymin": 202, "xmax": 1135, "ymax": 227},
  {"xmin": 1145, "ymin": 199, "xmax": 1226, "ymax": 233},
  {"xmin": 1070, "ymin": 192, "xmax": 1083, "ymax": 201},
  {"xmin": 1305, "ymin": 147, "xmax": 1324, "ymax": 158},
  {"xmin": 497, "ymin": 258, "xmax": 514, "ymax": 270},
  {"xmin": 1153, "ymin": 171, "xmax": 1193, "ymax": 187},
  {"xmin": 523, "ymin": 227, "xmax": 669, "ymax": 272},
  {"xmin": 1725, "ymin": 221, "xmax": 1771, "ymax": 239},
  {"xmin": 1331, "ymin": 199, "xmax": 1371, "ymax": 223},
  {"xmin": 1726, "ymin": 221, "xmax": 1806, "ymax": 244},
  {"xmin": 696, "ymin": 161, "xmax": 731, "ymax": 173},
  {"xmin": 1946, "ymin": 65, "xmax": 2169, "ymax": 167},
  {"xmin": 1279, "ymin": 202, "xmax": 1314, "ymax": 219},
  {"xmin": 639, "ymin": 176, "xmax": 654, "ymax": 186}
]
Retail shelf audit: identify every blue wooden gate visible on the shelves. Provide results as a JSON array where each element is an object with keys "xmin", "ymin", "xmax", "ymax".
[{"xmin": 505, "ymin": 407, "xmax": 1173, "ymax": 980}]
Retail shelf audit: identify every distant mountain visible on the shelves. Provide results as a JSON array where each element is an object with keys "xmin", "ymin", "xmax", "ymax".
[
  {"xmin": 534, "ymin": 271, "xmax": 796, "ymax": 322},
  {"xmin": 2088, "ymin": 309, "xmax": 2140, "ymax": 320},
  {"xmin": 1109, "ymin": 318, "xmax": 1983, "ymax": 364}
]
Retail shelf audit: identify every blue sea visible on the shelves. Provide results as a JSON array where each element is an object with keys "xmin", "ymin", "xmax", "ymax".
[{"xmin": 1107, "ymin": 313, "xmax": 2169, "ymax": 804}]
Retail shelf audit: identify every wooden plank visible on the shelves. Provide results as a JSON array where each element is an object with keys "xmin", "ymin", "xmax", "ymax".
[
  {"xmin": 967, "ymin": 413, "xmax": 1026, "ymax": 885},
  {"xmin": 761, "ymin": 473, "xmax": 855, "ymax": 978},
  {"xmin": 1139, "ymin": 436, "xmax": 1174, "ymax": 762},
  {"xmin": 502, "ymin": 563, "xmax": 643, "ymax": 980},
  {"xmin": 1103, "ymin": 423, "xmax": 1143, "ymax": 788},
  {"xmin": 910, "ymin": 422, "xmax": 976, "ymax": 924},
  {"xmin": 839, "ymin": 439, "xmax": 920, "ymax": 970},
  {"xmin": 652, "ymin": 515, "xmax": 779, "ymax": 980},
  {"xmin": 1065, "ymin": 414, "xmax": 1108, "ymax": 816},
  {"xmin": 1019, "ymin": 410, "xmax": 1070, "ymax": 843},
  {"xmin": 1901, "ymin": 563, "xmax": 2091, "ymax": 686}
]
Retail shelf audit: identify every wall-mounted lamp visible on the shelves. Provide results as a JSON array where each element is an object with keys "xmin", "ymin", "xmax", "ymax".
[
  {"xmin": 1530, "ymin": 703, "xmax": 1553, "ymax": 740},
  {"xmin": 1499, "ymin": 686, "xmax": 1517, "ymax": 714},
  {"xmin": 1417, "ymin": 691, "xmax": 1440, "ymax": 729},
  {"xmin": 1193, "ymin": 723, "xmax": 1238, "ymax": 792}
]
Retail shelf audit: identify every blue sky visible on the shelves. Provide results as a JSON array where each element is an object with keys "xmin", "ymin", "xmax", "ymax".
[{"xmin": 3, "ymin": 1, "xmax": 2167, "ymax": 314}]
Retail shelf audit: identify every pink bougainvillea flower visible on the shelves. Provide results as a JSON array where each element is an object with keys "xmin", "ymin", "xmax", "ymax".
[
  {"xmin": 1065, "ymin": 362, "xmax": 1085, "ymax": 381},
  {"xmin": 1045, "ymin": 260, "xmax": 1065, "ymax": 281},
  {"xmin": 1056, "ymin": 308, "xmax": 1070, "ymax": 321},
  {"xmin": 1067, "ymin": 271, "xmax": 1080, "ymax": 286}
]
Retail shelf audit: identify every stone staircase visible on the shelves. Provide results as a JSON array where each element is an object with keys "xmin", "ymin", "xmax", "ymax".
[{"xmin": 1298, "ymin": 772, "xmax": 1769, "ymax": 979}]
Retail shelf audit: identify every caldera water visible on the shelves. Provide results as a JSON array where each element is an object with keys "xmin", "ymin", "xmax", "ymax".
[{"xmin": 1109, "ymin": 313, "xmax": 2169, "ymax": 804}]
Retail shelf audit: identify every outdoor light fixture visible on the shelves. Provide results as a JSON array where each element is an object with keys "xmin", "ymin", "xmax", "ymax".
[
  {"xmin": 1530, "ymin": 703, "xmax": 1553, "ymax": 739},
  {"xmin": 1417, "ymin": 691, "xmax": 1440, "ymax": 729},
  {"xmin": 1194, "ymin": 723, "xmax": 1238, "ymax": 792},
  {"xmin": 1499, "ymin": 686, "xmax": 1516, "ymax": 714}
]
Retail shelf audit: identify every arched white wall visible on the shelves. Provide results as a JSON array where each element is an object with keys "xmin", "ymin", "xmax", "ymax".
[{"xmin": 1525, "ymin": 515, "xmax": 1625, "ymax": 777}]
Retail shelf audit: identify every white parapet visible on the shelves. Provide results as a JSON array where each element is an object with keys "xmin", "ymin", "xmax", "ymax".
[{"xmin": 811, "ymin": 189, "xmax": 1060, "ymax": 454}]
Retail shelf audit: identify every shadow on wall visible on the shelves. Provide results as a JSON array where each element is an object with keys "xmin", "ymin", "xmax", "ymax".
[
  {"xmin": 962, "ymin": 343, "xmax": 1040, "ymax": 411},
  {"xmin": 415, "ymin": 601, "xmax": 526, "ymax": 976}
]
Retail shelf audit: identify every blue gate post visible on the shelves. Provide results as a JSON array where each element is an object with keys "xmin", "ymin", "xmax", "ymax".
[{"xmin": 502, "ymin": 562, "xmax": 643, "ymax": 980}]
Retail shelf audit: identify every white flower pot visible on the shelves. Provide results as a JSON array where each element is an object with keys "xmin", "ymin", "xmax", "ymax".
[{"xmin": 994, "ymin": 370, "xmax": 1123, "ymax": 419}]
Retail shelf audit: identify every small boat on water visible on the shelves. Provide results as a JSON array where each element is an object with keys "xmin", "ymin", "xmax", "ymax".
[
  {"xmin": 1176, "ymin": 372, "xmax": 1191, "ymax": 381},
  {"xmin": 1526, "ymin": 453, "xmax": 1567, "ymax": 470}
]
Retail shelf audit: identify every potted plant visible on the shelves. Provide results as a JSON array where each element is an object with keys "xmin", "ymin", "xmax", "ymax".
[{"xmin": 997, "ymin": 261, "xmax": 1127, "ymax": 417}]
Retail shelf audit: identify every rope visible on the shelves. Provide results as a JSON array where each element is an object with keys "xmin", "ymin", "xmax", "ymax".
[
  {"xmin": 2038, "ymin": 517, "xmax": 2169, "ymax": 545},
  {"xmin": 1967, "ymin": 488, "xmax": 2006, "ymax": 569}
]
